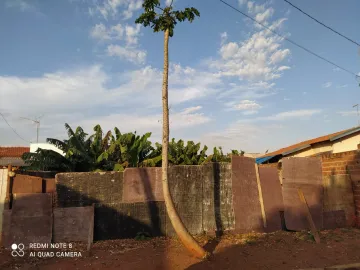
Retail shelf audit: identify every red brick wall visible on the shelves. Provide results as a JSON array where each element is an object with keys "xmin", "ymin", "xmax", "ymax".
[
  {"xmin": 321, "ymin": 151, "xmax": 360, "ymax": 176},
  {"xmin": 259, "ymin": 163, "xmax": 279, "ymax": 168},
  {"xmin": 354, "ymin": 180, "xmax": 360, "ymax": 227},
  {"xmin": 321, "ymin": 150, "xmax": 360, "ymax": 227}
]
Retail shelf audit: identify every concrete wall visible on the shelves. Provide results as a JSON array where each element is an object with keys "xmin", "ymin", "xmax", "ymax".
[{"xmin": 55, "ymin": 163, "xmax": 235, "ymax": 240}]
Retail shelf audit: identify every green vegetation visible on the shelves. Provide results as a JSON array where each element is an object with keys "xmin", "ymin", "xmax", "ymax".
[
  {"xmin": 22, "ymin": 123, "xmax": 245, "ymax": 172},
  {"xmin": 134, "ymin": 231, "xmax": 151, "ymax": 241}
]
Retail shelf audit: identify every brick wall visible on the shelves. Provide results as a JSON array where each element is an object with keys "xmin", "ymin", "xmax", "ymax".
[
  {"xmin": 322, "ymin": 151, "xmax": 360, "ymax": 176},
  {"xmin": 259, "ymin": 163, "xmax": 279, "ymax": 168},
  {"xmin": 321, "ymin": 150, "xmax": 360, "ymax": 227},
  {"xmin": 353, "ymin": 179, "xmax": 360, "ymax": 227}
]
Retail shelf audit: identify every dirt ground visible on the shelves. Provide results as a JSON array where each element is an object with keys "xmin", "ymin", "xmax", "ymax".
[{"xmin": 1, "ymin": 228, "xmax": 360, "ymax": 270}]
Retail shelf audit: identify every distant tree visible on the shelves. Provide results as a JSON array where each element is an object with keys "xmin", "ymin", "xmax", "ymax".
[
  {"xmin": 22, "ymin": 149, "xmax": 71, "ymax": 172},
  {"xmin": 135, "ymin": 0, "xmax": 208, "ymax": 259}
]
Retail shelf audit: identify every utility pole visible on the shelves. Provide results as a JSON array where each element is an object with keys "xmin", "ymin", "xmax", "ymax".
[
  {"xmin": 20, "ymin": 116, "xmax": 41, "ymax": 143},
  {"xmin": 353, "ymin": 104, "xmax": 359, "ymax": 126}
]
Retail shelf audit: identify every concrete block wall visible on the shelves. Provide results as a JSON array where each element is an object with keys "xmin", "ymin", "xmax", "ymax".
[{"xmin": 55, "ymin": 163, "xmax": 235, "ymax": 240}]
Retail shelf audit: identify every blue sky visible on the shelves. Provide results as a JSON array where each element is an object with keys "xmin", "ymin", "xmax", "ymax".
[{"xmin": 0, "ymin": 0, "xmax": 359, "ymax": 154}]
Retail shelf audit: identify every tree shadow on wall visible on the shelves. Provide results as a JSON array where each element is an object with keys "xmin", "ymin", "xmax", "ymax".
[
  {"xmin": 203, "ymin": 163, "xmax": 225, "ymax": 254},
  {"xmin": 56, "ymin": 185, "xmax": 165, "ymax": 241}
]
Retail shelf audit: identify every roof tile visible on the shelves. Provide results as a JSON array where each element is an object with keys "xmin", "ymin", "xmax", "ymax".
[
  {"xmin": 261, "ymin": 127, "xmax": 360, "ymax": 158},
  {"xmin": 0, "ymin": 147, "xmax": 30, "ymax": 158}
]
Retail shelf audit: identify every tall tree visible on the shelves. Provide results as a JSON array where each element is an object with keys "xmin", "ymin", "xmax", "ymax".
[{"xmin": 135, "ymin": 0, "xmax": 209, "ymax": 259}]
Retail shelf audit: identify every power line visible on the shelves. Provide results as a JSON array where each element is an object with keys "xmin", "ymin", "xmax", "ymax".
[
  {"xmin": 283, "ymin": 0, "xmax": 360, "ymax": 47},
  {"xmin": 0, "ymin": 112, "xmax": 31, "ymax": 143},
  {"xmin": 219, "ymin": 0, "xmax": 358, "ymax": 77}
]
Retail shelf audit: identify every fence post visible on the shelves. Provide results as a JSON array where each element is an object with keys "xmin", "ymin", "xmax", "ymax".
[{"xmin": 255, "ymin": 164, "xmax": 267, "ymax": 229}]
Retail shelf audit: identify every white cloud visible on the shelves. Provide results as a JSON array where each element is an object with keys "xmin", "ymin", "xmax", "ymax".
[
  {"xmin": 202, "ymin": 122, "xmax": 282, "ymax": 153},
  {"xmin": 125, "ymin": 24, "xmax": 141, "ymax": 45},
  {"xmin": 90, "ymin": 0, "xmax": 142, "ymax": 20},
  {"xmin": 90, "ymin": 23, "xmax": 145, "ymax": 64},
  {"xmin": 90, "ymin": 23, "xmax": 116, "ymax": 40},
  {"xmin": 337, "ymin": 84, "xmax": 348, "ymax": 88},
  {"xmin": 209, "ymin": 18, "xmax": 290, "ymax": 82},
  {"xmin": 220, "ymin": 32, "xmax": 228, "ymax": 46},
  {"xmin": 322, "ymin": 82, "xmax": 332, "ymax": 88},
  {"xmin": 78, "ymin": 106, "xmax": 211, "ymax": 138},
  {"xmin": 90, "ymin": 23, "xmax": 141, "ymax": 45},
  {"xmin": 243, "ymin": 110, "xmax": 259, "ymax": 115},
  {"xmin": 107, "ymin": 45, "xmax": 146, "ymax": 64},
  {"xmin": 247, "ymin": 2, "xmax": 267, "ymax": 15},
  {"xmin": 270, "ymin": 49, "xmax": 290, "ymax": 64},
  {"xmin": 266, "ymin": 109, "xmax": 322, "ymax": 120},
  {"xmin": 238, "ymin": 0, "xmax": 247, "ymax": 6},
  {"xmin": 181, "ymin": 106, "xmax": 202, "ymax": 114},
  {"xmin": 165, "ymin": 0, "xmax": 175, "ymax": 6},
  {"xmin": 218, "ymin": 81, "xmax": 276, "ymax": 101},
  {"xmin": 219, "ymin": 42, "xmax": 239, "ymax": 59},
  {"xmin": 338, "ymin": 111, "xmax": 358, "ymax": 117},
  {"xmin": 0, "ymin": 64, "xmax": 219, "ymax": 144},
  {"xmin": 255, "ymin": 8, "xmax": 274, "ymax": 23},
  {"xmin": 235, "ymin": 100, "xmax": 261, "ymax": 110},
  {"xmin": 0, "ymin": 65, "xmax": 211, "ymax": 114},
  {"xmin": 5, "ymin": 0, "xmax": 43, "ymax": 16},
  {"xmin": 237, "ymin": 109, "xmax": 322, "ymax": 123},
  {"xmin": 5, "ymin": 0, "xmax": 32, "ymax": 11},
  {"xmin": 278, "ymin": 66, "xmax": 290, "ymax": 71},
  {"xmin": 226, "ymin": 100, "xmax": 262, "ymax": 114}
]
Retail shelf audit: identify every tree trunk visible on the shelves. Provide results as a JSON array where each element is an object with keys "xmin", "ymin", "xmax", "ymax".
[{"xmin": 161, "ymin": 28, "xmax": 209, "ymax": 259}]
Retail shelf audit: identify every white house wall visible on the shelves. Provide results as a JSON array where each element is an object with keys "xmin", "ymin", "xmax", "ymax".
[
  {"xmin": 333, "ymin": 134, "xmax": 360, "ymax": 153},
  {"xmin": 0, "ymin": 168, "xmax": 8, "ymax": 242},
  {"xmin": 30, "ymin": 143, "xmax": 65, "ymax": 156},
  {"xmin": 291, "ymin": 142, "xmax": 333, "ymax": 157}
]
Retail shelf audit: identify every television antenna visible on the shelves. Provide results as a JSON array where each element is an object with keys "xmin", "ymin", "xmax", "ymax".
[
  {"xmin": 20, "ymin": 114, "xmax": 43, "ymax": 143},
  {"xmin": 352, "ymin": 104, "xmax": 359, "ymax": 126}
]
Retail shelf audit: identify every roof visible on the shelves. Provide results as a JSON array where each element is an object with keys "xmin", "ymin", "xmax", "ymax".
[
  {"xmin": 0, "ymin": 157, "xmax": 28, "ymax": 167},
  {"xmin": 260, "ymin": 126, "xmax": 360, "ymax": 159},
  {"xmin": 255, "ymin": 156, "xmax": 274, "ymax": 164},
  {"xmin": 0, "ymin": 147, "xmax": 30, "ymax": 158}
]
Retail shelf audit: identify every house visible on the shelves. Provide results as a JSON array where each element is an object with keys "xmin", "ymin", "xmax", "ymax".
[
  {"xmin": 256, "ymin": 126, "xmax": 360, "ymax": 164},
  {"xmin": 244, "ymin": 153, "xmax": 263, "ymax": 158},
  {"xmin": 0, "ymin": 147, "xmax": 30, "ymax": 168}
]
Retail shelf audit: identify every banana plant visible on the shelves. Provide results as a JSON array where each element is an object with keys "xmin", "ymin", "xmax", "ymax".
[
  {"xmin": 97, "ymin": 130, "xmax": 159, "ymax": 171},
  {"xmin": 167, "ymin": 139, "xmax": 208, "ymax": 165},
  {"xmin": 46, "ymin": 123, "xmax": 96, "ymax": 171}
]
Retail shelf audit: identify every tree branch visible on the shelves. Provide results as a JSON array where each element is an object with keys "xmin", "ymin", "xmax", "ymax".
[{"xmin": 155, "ymin": 6, "xmax": 164, "ymax": 11}]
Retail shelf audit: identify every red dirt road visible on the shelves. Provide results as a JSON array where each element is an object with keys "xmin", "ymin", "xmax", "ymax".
[{"xmin": 1, "ymin": 229, "xmax": 359, "ymax": 270}]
